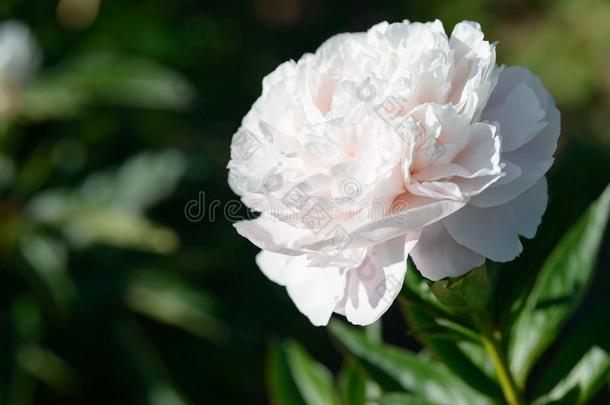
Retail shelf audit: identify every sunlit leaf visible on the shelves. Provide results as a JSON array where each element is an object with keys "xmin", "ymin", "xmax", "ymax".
[
  {"xmin": 328, "ymin": 320, "xmax": 492, "ymax": 405},
  {"xmin": 125, "ymin": 269, "xmax": 228, "ymax": 343},
  {"xmin": 509, "ymin": 185, "xmax": 610, "ymax": 383},
  {"xmin": 376, "ymin": 393, "xmax": 428, "ymax": 405},
  {"xmin": 533, "ymin": 346, "xmax": 610, "ymax": 405},
  {"xmin": 21, "ymin": 53, "xmax": 195, "ymax": 121},
  {"xmin": 284, "ymin": 340, "xmax": 339, "ymax": 405},
  {"xmin": 530, "ymin": 304, "xmax": 610, "ymax": 403},
  {"xmin": 399, "ymin": 301, "xmax": 502, "ymax": 401},
  {"xmin": 80, "ymin": 150, "xmax": 186, "ymax": 213},
  {"xmin": 18, "ymin": 232, "xmax": 76, "ymax": 312},
  {"xmin": 27, "ymin": 150, "xmax": 185, "ymax": 253},
  {"xmin": 16, "ymin": 345, "xmax": 76, "ymax": 394}
]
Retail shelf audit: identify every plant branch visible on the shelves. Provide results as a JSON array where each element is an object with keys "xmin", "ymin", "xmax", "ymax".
[{"xmin": 473, "ymin": 313, "xmax": 523, "ymax": 405}]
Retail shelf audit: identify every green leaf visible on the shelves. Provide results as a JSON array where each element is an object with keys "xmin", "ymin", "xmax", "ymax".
[
  {"xmin": 376, "ymin": 393, "xmax": 428, "ymax": 405},
  {"xmin": 16, "ymin": 345, "xmax": 77, "ymax": 394},
  {"xmin": 337, "ymin": 363, "xmax": 366, "ymax": 405},
  {"xmin": 509, "ymin": 185, "xmax": 610, "ymax": 383},
  {"xmin": 399, "ymin": 301, "xmax": 503, "ymax": 401},
  {"xmin": 529, "ymin": 291, "xmax": 610, "ymax": 403},
  {"xmin": 402, "ymin": 263, "xmax": 480, "ymax": 343},
  {"xmin": 22, "ymin": 53, "xmax": 195, "ymax": 121},
  {"xmin": 431, "ymin": 266, "xmax": 490, "ymax": 313},
  {"xmin": 27, "ymin": 150, "xmax": 185, "ymax": 254},
  {"xmin": 533, "ymin": 346, "xmax": 610, "ymax": 405},
  {"xmin": 113, "ymin": 317, "xmax": 192, "ymax": 405},
  {"xmin": 284, "ymin": 340, "xmax": 339, "ymax": 405},
  {"xmin": 266, "ymin": 343, "xmax": 307, "ymax": 405},
  {"xmin": 328, "ymin": 320, "xmax": 491, "ymax": 405},
  {"xmin": 457, "ymin": 341, "xmax": 496, "ymax": 379},
  {"xmin": 125, "ymin": 270, "xmax": 229, "ymax": 343},
  {"xmin": 18, "ymin": 232, "xmax": 76, "ymax": 314}
]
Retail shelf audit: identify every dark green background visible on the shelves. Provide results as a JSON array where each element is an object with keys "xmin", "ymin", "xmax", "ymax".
[{"xmin": 0, "ymin": 0, "xmax": 609, "ymax": 403}]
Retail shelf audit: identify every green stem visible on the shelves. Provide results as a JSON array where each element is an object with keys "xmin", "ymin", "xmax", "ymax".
[{"xmin": 473, "ymin": 313, "xmax": 523, "ymax": 405}]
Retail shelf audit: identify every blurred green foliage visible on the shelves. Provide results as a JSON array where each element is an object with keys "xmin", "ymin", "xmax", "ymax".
[{"xmin": 0, "ymin": 0, "xmax": 608, "ymax": 404}]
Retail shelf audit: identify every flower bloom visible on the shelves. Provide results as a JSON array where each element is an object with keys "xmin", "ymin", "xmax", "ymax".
[{"xmin": 228, "ymin": 20, "xmax": 560, "ymax": 326}]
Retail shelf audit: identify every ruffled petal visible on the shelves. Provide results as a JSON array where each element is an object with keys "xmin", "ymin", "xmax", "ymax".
[
  {"xmin": 410, "ymin": 222, "xmax": 484, "ymax": 281},
  {"xmin": 341, "ymin": 234, "xmax": 419, "ymax": 325},
  {"xmin": 255, "ymin": 250, "xmax": 289, "ymax": 285},
  {"xmin": 443, "ymin": 177, "xmax": 548, "ymax": 262},
  {"xmin": 471, "ymin": 67, "xmax": 560, "ymax": 208}
]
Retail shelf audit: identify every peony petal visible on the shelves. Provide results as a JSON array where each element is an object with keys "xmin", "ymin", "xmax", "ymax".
[
  {"xmin": 443, "ymin": 177, "xmax": 548, "ymax": 262},
  {"xmin": 471, "ymin": 67, "xmax": 560, "ymax": 208},
  {"xmin": 442, "ymin": 209, "xmax": 521, "ymax": 263},
  {"xmin": 234, "ymin": 214, "xmax": 312, "ymax": 255},
  {"xmin": 448, "ymin": 21, "xmax": 498, "ymax": 119},
  {"xmin": 284, "ymin": 255, "xmax": 346, "ymax": 326},
  {"xmin": 410, "ymin": 222, "xmax": 484, "ymax": 281},
  {"xmin": 450, "ymin": 21, "xmax": 484, "ymax": 58},
  {"xmin": 255, "ymin": 250, "xmax": 289, "ymax": 285},
  {"xmin": 483, "ymin": 84, "xmax": 547, "ymax": 152},
  {"xmin": 336, "ymin": 196, "xmax": 465, "ymax": 248},
  {"xmin": 342, "ymin": 234, "xmax": 418, "ymax": 325},
  {"xmin": 492, "ymin": 176, "xmax": 548, "ymax": 238}
]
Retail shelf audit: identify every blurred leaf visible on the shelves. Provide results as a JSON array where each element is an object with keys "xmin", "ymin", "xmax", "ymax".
[
  {"xmin": 16, "ymin": 345, "xmax": 76, "ymax": 394},
  {"xmin": 365, "ymin": 321, "xmax": 382, "ymax": 343},
  {"xmin": 0, "ymin": 152, "xmax": 16, "ymax": 190},
  {"xmin": 148, "ymin": 384, "xmax": 192, "ymax": 405},
  {"xmin": 64, "ymin": 210, "xmax": 179, "ymax": 253},
  {"xmin": 376, "ymin": 393, "xmax": 428, "ymax": 405},
  {"xmin": 399, "ymin": 301, "xmax": 502, "ymax": 401},
  {"xmin": 509, "ymin": 185, "xmax": 610, "ymax": 383},
  {"xmin": 27, "ymin": 150, "xmax": 185, "ymax": 253},
  {"xmin": 284, "ymin": 340, "xmax": 340, "ymax": 405},
  {"xmin": 21, "ymin": 53, "xmax": 195, "ymax": 121},
  {"xmin": 79, "ymin": 149, "xmax": 186, "ymax": 213},
  {"xmin": 18, "ymin": 232, "xmax": 76, "ymax": 313},
  {"xmin": 337, "ymin": 363, "xmax": 365, "ymax": 405},
  {"xmin": 113, "ymin": 317, "xmax": 191, "ymax": 405},
  {"xmin": 328, "ymin": 320, "xmax": 491, "ymax": 405},
  {"xmin": 125, "ymin": 269, "xmax": 228, "ymax": 343},
  {"xmin": 266, "ymin": 342, "xmax": 307, "ymax": 405},
  {"xmin": 31, "ymin": 150, "xmax": 185, "ymax": 213}
]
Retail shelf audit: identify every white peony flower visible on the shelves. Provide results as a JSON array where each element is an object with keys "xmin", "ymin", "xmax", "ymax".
[{"xmin": 228, "ymin": 20, "xmax": 560, "ymax": 326}]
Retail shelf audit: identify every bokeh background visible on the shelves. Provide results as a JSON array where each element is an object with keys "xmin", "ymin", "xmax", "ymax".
[{"xmin": 0, "ymin": 0, "xmax": 609, "ymax": 404}]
